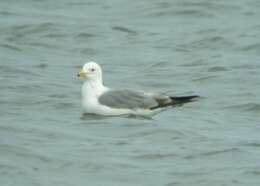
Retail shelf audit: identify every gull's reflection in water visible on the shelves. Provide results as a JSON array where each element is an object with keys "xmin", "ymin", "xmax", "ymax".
[{"xmin": 80, "ymin": 113, "xmax": 153, "ymax": 121}]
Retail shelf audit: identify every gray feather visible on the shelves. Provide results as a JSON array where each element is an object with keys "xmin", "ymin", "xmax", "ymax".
[{"xmin": 98, "ymin": 89, "xmax": 162, "ymax": 109}]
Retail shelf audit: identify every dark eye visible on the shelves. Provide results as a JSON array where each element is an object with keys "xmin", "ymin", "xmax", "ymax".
[{"xmin": 90, "ymin": 68, "xmax": 95, "ymax": 72}]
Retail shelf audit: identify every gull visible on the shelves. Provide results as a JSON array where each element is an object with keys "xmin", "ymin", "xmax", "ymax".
[{"xmin": 77, "ymin": 62, "xmax": 199, "ymax": 116}]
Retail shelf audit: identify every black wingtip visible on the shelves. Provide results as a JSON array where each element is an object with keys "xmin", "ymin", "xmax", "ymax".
[
  {"xmin": 170, "ymin": 95, "xmax": 200, "ymax": 104},
  {"xmin": 149, "ymin": 95, "xmax": 200, "ymax": 110}
]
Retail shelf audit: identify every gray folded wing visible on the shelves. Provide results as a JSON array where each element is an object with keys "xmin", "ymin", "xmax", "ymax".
[{"xmin": 98, "ymin": 89, "xmax": 170, "ymax": 110}]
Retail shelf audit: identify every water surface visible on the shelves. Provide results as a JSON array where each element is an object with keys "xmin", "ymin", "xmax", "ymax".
[{"xmin": 0, "ymin": 0, "xmax": 260, "ymax": 186}]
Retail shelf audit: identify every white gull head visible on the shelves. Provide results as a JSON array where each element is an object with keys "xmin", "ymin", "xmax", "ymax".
[{"xmin": 78, "ymin": 61, "xmax": 103, "ymax": 84}]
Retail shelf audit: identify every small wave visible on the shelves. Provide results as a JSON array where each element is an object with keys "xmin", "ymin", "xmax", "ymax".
[
  {"xmin": 54, "ymin": 102, "xmax": 76, "ymax": 109},
  {"xmin": 243, "ymin": 103, "xmax": 260, "ymax": 112},
  {"xmin": 44, "ymin": 33, "xmax": 67, "ymax": 38},
  {"xmin": 0, "ymin": 11, "xmax": 12, "ymax": 16},
  {"xmin": 133, "ymin": 153, "xmax": 177, "ymax": 160},
  {"xmin": 0, "ymin": 65, "xmax": 37, "ymax": 76},
  {"xmin": 0, "ymin": 144, "xmax": 52, "ymax": 163},
  {"xmin": 153, "ymin": 8, "xmax": 213, "ymax": 18},
  {"xmin": 232, "ymin": 64, "xmax": 260, "ymax": 70},
  {"xmin": 225, "ymin": 103, "xmax": 260, "ymax": 112},
  {"xmin": 76, "ymin": 33, "xmax": 95, "ymax": 39},
  {"xmin": 196, "ymin": 28, "xmax": 218, "ymax": 34},
  {"xmin": 67, "ymin": 2, "xmax": 98, "ymax": 6},
  {"xmin": 239, "ymin": 43, "xmax": 260, "ymax": 53},
  {"xmin": 207, "ymin": 66, "xmax": 227, "ymax": 72},
  {"xmin": 193, "ymin": 75, "xmax": 218, "ymax": 82},
  {"xmin": 177, "ymin": 1, "xmax": 241, "ymax": 11},
  {"xmin": 112, "ymin": 26, "xmax": 138, "ymax": 35},
  {"xmin": 201, "ymin": 148, "xmax": 240, "ymax": 156},
  {"xmin": 243, "ymin": 11, "xmax": 256, "ymax": 16},
  {"xmin": 0, "ymin": 43, "xmax": 21, "ymax": 52},
  {"xmin": 184, "ymin": 148, "xmax": 241, "ymax": 159},
  {"xmin": 189, "ymin": 36, "xmax": 232, "ymax": 50},
  {"xmin": 247, "ymin": 170, "xmax": 260, "ymax": 176},
  {"xmin": 25, "ymin": 41, "xmax": 59, "ymax": 49},
  {"xmin": 34, "ymin": 64, "xmax": 48, "ymax": 69},
  {"xmin": 11, "ymin": 22, "xmax": 56, "ymax": 34},
  {"xmin": 180, "ymin": 59, "xmax": 206, "ymax": 67},
  {"xmin": 78, "ymin": 48, "xmax": 97, "ymax": 55},
  {"xmin": 4, "ymin": 22, "xmax": 58, "ymax": 44},
  {"xmin": 242, "ymin": 142, "xmax": 260, "ymax": 147},
  {"xmin": 174, "ymin": 9, "xmax": 213, "ymax": 17},
  {"xmin": 49, "ymin": 94, "xmax": 68, "ymax": 98},
  {"xmin": 127, "ymin": 128, "xmax": 185, "ymax": 139},
  {"xmin": 145, "ymin": 61, "xmax": 170, "ymax": 69}
]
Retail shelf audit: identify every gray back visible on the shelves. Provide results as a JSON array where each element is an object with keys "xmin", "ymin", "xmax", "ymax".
[{"xmin": 98, "ymin": 89, "xmax": 158, "ymax": 109}]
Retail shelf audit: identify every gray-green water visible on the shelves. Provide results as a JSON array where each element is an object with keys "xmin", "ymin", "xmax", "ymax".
[{"xmin": 1, "ymin": 0, "xmax": 260, "ymax": 185}]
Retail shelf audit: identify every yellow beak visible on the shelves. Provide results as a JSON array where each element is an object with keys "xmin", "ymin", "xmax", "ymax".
[{"xmin": 77, "ymin": 71, "xmax": 87, "ymax": 77}]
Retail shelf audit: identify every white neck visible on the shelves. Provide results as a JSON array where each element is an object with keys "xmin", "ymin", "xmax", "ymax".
[{"xmin": 81, "ymin": 78, "xmax": 107, "ymax": 101}]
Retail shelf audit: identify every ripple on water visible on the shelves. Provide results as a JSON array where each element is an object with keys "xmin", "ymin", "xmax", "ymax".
[
  {"xmin": 53, "ymin": 102, "xmax": 76, "ymax": 110},
  {"xmin": 78, "ymin": 48, "xmax": 97, "ymax": 55},
  {"xmin": 232, "ymin": 64, "xmax": 260, "ymax": 70},
  {"xmin": 0, "ymin": 65, "xmax": 38, "ymax": 77},
  {"xmin": 182, "ymin": 36, "xmax": 233, "ymax": 50},
  {"xmin": 0, "ymin": 43, "xmax": 21, "ymax": 52},
  {"xmin": 207, "ymin": 66, "xmax": 228, "ymax": 72},
  {"xmin": 33, "ymin": 64, "xmax": 48, "ymax": 69},
  {"xmin": 49, "ymin": 94, "xmax": 68, "ymax": 98},
  {"xmin": 0, "ymin": 144, "xmax": 52, "ymax": 163},
  {"xmin": 247, "ymin": 170, "xmax": 260, "ymax": 176},
  {"xmin": 174, "ymin": 9, "xmax": 214, "ymax": 17},
  {"xmin": 145, "ymin": 61, "xmax": 170, "ymax": 69},
  {"xmin": 126, "ymin": 128, "xmax": 186, "ymax": 142},
  {"xmin": 180, "ymin": 59, "xmax": 206, "ymax": 67},
  {"xmin": 0, "ymin": 11, "xmax": 12, "ymax": 16},
  {"xmin": 75, "ymin": 32, "xmax": 96, "ymax": 39},
  {"xmin": 239, "ymin": 42, "xmax": 260, "ymax": 54},
  {"xmin": 151, "ymin": 1, "xmax": 215, "ymax": 18},
  {"xmin": 133, "ymin": 153, "xmax": 177, "ymax": 160},
  {"xmin": 112, "ymin": 26, "xmax": 138, "ymax": 35},
  {"xmin": 192, "ymin": 75, "xmax": 218, "ymax": 82},
  {"xmin": 224, "ymin": 103, "xmax": 260, "ymax": 113},
  {"xmin": 184, "ymin": 147, "xmax": 241, "ymax": 159},
  {"xmin": 3, "ymin": 22, "xmax": 59, "ymax": 49},
  {"xmin": 242, "ymin": 142, "xmax": 260, "ymax": 148},
  {"xmin": 9, "ymin": 22, "xmax": 56, "ymax": 36},
  {"xmin": 44, "ymin": 33, "xmax": 67, "ymax": 38}
]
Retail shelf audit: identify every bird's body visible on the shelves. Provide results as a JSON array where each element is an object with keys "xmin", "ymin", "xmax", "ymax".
[
  {"xmin": 81, "ymin": 81, "xmax": 132, "ymax": 116},
  {"xmin": 78, "ymin": 62, "xmax": 199, "ymax": 117}
]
